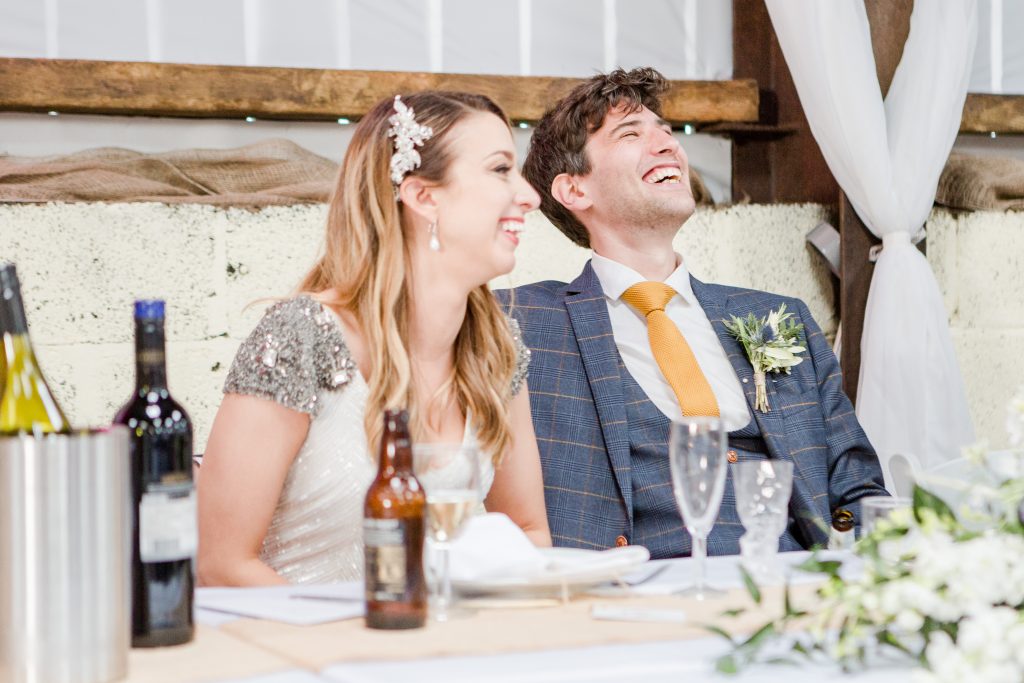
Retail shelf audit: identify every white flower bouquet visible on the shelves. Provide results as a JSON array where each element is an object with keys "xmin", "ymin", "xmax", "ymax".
[{"xmin": 716, "ymin": 386, "xmax": 1024, "ymax": 682}]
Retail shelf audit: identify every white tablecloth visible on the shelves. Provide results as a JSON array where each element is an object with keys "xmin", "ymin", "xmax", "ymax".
[{"xmin": 322, "ymin": 638, "xmax": 915, "ymax": 683}]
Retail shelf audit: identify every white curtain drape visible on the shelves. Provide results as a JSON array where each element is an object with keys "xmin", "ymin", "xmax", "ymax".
[{"xmin": 765, "ymin": 0, "xmax": 977, "ymax": 488}]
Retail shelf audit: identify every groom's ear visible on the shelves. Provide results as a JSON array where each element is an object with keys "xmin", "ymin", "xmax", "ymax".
[{"xmin": 551, "ymin": 173, "xmax": 593, "ymax": 213}]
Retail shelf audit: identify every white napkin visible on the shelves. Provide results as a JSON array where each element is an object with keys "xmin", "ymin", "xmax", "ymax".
[
  {"xmin": 195, "ymin": 582, "xmax": 364, "ymax": 625},
  {"xmin": 445, "ymin": 512, "xmax": 547, "ymax": 582}
]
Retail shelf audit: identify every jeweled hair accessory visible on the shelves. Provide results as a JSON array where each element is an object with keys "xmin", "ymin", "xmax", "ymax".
[{"xmin": 387, "ymin": 95, "xmax": 433, "ymax": 190}]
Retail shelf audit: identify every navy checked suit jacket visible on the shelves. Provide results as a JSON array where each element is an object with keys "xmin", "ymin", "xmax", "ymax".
[{"xmin": 497, "ymin": 261, "xmax": 887, "ymax": 552}]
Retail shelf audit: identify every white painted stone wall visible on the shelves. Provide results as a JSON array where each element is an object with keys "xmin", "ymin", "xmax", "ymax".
[
  {"xmin": 2, "ymin": 202, "xmax": 1019, "ymax": 451},
  {"xmin": 927, "ymin": 209, "xmax": 1024, "ymax": 450}
]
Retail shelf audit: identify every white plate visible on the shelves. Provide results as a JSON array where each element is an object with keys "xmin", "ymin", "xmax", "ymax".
[{"xmin": 453, "ymin": 546, "xmax": 650, "ymax": 596}]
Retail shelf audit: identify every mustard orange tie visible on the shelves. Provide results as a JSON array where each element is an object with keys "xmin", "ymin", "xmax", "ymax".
[{"xmin": 621, "ymin": 281, "xmax": 720, "ymax": 418}]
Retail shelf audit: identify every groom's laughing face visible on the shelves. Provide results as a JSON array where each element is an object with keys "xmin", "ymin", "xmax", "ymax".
[{"xmin": 579, "ymin": 104, "xmax": 696, "ymax": 233}]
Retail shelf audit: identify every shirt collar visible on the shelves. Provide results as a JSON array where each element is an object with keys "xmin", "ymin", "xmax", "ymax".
[{"xmin": 590, "ymin": 251, "xmax": 697, "ymax": 306}]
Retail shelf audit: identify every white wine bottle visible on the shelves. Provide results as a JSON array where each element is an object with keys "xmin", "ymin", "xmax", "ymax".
[{"xmin": 0, "ymin": 263, "xmax": 70, "ymax": 436}]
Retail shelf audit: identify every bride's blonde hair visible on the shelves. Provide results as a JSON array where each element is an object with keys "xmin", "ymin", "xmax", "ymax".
[{"xmin": 299, "ymin": 91, "xmax": 519, "ymax": 462}]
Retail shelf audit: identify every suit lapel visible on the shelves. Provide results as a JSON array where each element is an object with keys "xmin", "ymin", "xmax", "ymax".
[
  {"xmin": 690, "ymin": 279, "xmax": 755, "ymax": 406},
  {"xmin": 692, "ymin": 278, "xmax": 826, "ymax": 543},
  {"xmin": 565, "ymin": 262, "xmax": 634, "ymax": 521}
]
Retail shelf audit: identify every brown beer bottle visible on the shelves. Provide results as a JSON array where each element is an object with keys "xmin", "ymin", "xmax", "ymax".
[{"xmin": 363, "ymin": 409, "xmax": 427, "ymax": 629}]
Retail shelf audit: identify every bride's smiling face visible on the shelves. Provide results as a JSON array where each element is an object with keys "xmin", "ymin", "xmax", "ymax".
[{"xmin": 426, "ymin": 112, "xmax": 540, "ymax": 287}]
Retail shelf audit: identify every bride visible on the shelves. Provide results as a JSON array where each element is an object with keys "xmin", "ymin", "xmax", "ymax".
[{"xmin": 197, "ymin": 91, "xmax": 552, "ymax": 586}]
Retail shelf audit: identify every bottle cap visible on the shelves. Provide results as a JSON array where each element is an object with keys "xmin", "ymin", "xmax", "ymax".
[
  {"xmin": 383, "ymin": 408, "xmax": 410, "ymax": 429},
  {"xmin": 134, "ymin": 299, "xmax": 166, "ymax": 319}
]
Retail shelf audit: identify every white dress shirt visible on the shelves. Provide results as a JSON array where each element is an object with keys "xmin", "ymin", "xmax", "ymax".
[{"xmin": 590, "ymin": 252, "xmax": 751, "ymax": 431}]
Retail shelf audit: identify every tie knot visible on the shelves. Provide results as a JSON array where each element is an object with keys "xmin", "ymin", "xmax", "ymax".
[{"xmin": 621, "ymin": 281, "xmax": 676, "ymax": 316}]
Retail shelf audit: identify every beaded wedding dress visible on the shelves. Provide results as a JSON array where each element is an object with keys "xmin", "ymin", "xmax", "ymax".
[{"xmin": 223, "ymin": 296, "xmax": 527, "ymax": 583}]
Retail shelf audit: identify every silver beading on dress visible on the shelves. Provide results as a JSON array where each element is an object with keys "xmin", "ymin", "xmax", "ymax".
[
  {"xmin": 508, "ymin": 317, "xmax": 530, "ymax": 397},
  {"xmin": 224, "ymin": 297, "xmax": 356, "ymax": 415},
  {"xmin": 387, "ymin": 95, "xmax": 433, "ymax": 189}
]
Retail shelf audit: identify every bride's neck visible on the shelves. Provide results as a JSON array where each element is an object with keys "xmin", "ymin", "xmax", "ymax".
[{"xmin": 408, "ymin": 283, "xmax": 466, "ymax": 375}]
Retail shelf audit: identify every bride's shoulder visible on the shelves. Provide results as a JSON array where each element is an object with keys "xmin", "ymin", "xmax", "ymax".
[
  {"xmin": 223, "ymin": 293, "xmax": 358, "ymax": 415},
  {"xmin": 504, "ymin": 314, "xmax": 530, "ymax": 397}
]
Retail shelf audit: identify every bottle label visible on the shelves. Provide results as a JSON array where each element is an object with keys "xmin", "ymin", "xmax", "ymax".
[
  {"xmin": 136, "ymin": 349, "xmax": 165, "ymax": 366},
  {"xmin": 139, "ymin": 482, "xmax": 197, "ymax": 562},
  {"xmin": 364, "ymin": 518, "xmax": 407, "ymax": 601}
]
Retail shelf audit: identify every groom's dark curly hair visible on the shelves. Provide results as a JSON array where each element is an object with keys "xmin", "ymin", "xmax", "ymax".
[{"xmin": 522, "ymin": 67, "xmax": 669, "ymax": 248}]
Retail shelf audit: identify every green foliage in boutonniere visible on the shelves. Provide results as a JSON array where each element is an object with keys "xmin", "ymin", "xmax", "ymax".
[{"xmin": 723, "ymin": 304, "xmax": 806, "ymax": 412}]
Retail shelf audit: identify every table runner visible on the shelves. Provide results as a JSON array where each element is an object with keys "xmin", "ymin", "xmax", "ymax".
[
  {"xmin": 125, "ymin": 625, "xmax": 298, "ymax": 683},
  {"xmin": 217, "ymin": 552, "xmax": 834, "ymax": 670},
  {"xmin": 218, "ymin": 585, "xmax": 811, "ymax": 671}
]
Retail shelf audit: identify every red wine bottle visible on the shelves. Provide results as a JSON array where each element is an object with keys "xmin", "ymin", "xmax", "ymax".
[{"xmin": 114, "ymin": 300, "xmax": 195, "ymax": 647}]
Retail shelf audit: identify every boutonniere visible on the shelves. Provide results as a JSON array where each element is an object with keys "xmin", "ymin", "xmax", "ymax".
[{"xmin": 723, "ymin": 304, "xmax": 806, "ymax": 413}]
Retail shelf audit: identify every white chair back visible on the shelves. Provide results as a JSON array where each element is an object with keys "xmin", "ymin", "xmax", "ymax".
[{"xmin": 879, "ymin": 451, "xmax": 921, "ymax": 497}]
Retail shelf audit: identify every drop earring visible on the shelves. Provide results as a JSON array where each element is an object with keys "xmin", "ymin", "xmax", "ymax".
[{"xmin": 428, "ymin": 221, "xmax": 441, "ymax": 252}]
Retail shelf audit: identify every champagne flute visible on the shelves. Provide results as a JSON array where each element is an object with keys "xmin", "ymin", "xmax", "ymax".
[
  {"xmin": 669, "ymin": 417, "xmax": 729, "ymax": 600},
  {"xmin": 412, "ymin": 443, "xmax": 481, "ymax": 621}
]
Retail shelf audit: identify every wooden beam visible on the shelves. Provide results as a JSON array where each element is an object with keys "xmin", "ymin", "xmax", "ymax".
[
  {"xmin": 866, "ymin": 0, "xmax": 912, "ymax": 98},
  {"xmin": 837, "ymin": 196, "xmax": 876, "ymax": 405},
  {"xmin": 961, "ymin": 94, "xmax": 1024, "ymax": 134},
  {"xmin": 730, "ymin": 0, "xmax": 839, "ymax": 203},
  {"xmin": 0, "ymin": 57, "xmax": 759, "ymax": 125}
]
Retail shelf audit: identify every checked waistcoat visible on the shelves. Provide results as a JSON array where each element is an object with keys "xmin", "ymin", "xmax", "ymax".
[{"xmin": 619, "ymin": 359, "xmax": 805, "ymax": 559}]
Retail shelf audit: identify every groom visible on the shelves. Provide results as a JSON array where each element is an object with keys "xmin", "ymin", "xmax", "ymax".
[{"xmin": 500, "ymin": 67, "xmax": 887, "ymax": 558}]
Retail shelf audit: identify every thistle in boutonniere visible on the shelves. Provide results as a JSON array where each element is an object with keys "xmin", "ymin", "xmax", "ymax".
[{"xmin": 723, "ymin": 304, "xmax": 806, "ymax": 413}]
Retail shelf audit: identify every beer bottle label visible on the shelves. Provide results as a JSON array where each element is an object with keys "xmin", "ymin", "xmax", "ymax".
[{"xmin": 364, "ymin": 518, "xmax": 408, "ymax": 601}]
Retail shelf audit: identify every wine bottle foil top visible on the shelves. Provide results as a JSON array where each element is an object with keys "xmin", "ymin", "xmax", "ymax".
[
  {"xmin": 134, "ymin": 299, "xmax": 166, "ymax": 320},
  {"xmin": 0, "ymin": 263, "xmax": 27, "ymax": 334},
  {"xmin": 0, "ymin": 262, "xmax": 19, "ymax": 292}
]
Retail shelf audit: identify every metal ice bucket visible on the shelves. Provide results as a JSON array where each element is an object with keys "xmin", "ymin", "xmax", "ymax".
[{"xmin": 0, "ymin": 427, "xmax": 131, "ymax": 683}]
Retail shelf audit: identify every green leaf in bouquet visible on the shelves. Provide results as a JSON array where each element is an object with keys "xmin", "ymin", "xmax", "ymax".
[
  {"xmin": 796, "ymin": 556, "xmax": 842, "ymax": 577},
  {"xmin": 704, "ymin": 624, "xmax": 738, "ymax": 643},
  {"xmin": 912, "ymin": 485, "xmax": 956, "ymax": 527},
  {"xmin": 739, "ymin": 564, "xmax": 762, "ymax": 604},
  {"xmin": 876, "ymin": 629, "xmax": 914, "ymax": 657},
  {"xmin": 739, "ymin": 622, "xmax": 778, "ymax": 650},
  {"xmin": 783, "ymin": 584, "xmax": 807, "ymax": 619},
  {"xmin": 716, "ymin": 654, "xmax": 739, "ymax": 675}
]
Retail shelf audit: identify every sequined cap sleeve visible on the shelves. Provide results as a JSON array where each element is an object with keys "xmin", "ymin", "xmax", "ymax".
[
  {"xmin": 507, "ymin": 315, "xmax": 530, "ymax": 397},
  {"xmin": 224, "ymin": 296, "xmax": 357, "ymax": 415}
]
